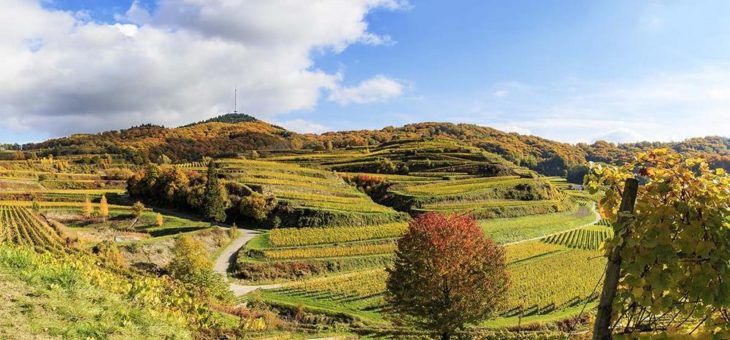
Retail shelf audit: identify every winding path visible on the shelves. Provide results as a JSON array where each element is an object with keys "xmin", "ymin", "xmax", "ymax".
[{"xmin": 213, "ymin": 228, "xmax": 281, "ymax": 296}]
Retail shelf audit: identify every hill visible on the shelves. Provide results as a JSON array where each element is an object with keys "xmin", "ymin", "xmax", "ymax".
[{"xmin": 14, "ymin": 114, "xmax": 730, "ymax": 176}]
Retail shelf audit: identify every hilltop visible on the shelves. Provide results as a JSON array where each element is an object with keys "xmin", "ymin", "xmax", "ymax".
[{"xmin": 11, "ymin": 114, "xmax": 730, "ymax": 176}]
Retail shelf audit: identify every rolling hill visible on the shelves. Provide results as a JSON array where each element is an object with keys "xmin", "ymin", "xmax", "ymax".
[{"xmin": 10, "ymin": 114, "xmax": 728, "ymax": 177}]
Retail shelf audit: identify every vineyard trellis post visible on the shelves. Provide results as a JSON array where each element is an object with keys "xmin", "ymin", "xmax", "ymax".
[{"xmin": 593, "ymin": 178, "xmax": 638, "ymax": 340}]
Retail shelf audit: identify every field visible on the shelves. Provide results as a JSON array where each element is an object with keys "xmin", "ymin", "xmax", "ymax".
[
  {"xmin": 479, "ymin": 204, "xmax": 597, "ymax": 244},
  {"xmin": 238, "ymin": 193, "xmax": 606, "ymax": 327}
]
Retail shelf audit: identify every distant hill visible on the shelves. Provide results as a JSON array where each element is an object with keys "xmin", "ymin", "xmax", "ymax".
[
  {"xmin": 24, "ymin": 116, "xmax": 295, "ymax": 163},
  {"xmin": 17, "ymin": 114, "xmax": 730, "ymax": 175},
  {"xmin": 181, "ymin": 113, "xmax": 259, "ymax": 127}
]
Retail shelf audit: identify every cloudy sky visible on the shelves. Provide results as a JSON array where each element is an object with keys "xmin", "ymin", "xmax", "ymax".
[{"xmin": 1, "ymin": 0, "xmax": 730, "ymax": 144}]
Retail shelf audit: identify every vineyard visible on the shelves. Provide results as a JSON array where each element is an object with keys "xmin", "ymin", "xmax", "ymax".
[
  {"xmin": 0, "ymin": 134, "xmax": 617, "ymax": 336},
  {"xmin": 542, "ymin": 226, "xmax": 613, "ymax": 250},
  {"xmin": 505, "ymin": 241, "xmax": 565, "ymax": 263},
  {"xmin": 268, "ymin": 223, "xmax": 408, "ymax": 247},
  {"xmin": 254, "ymin": 241, "xmax": 396, "ymax": 260},
  {"xmin": 218, "ymin": 159, "xmax": 407, "ymax": 227},
  {"xmin": 0, "ymin": 205, "xmax": 66, "ymax": 252},
  {"xmin": 263, "ymin": 247, "xmax": 606, "ymax": 322},
  {"xmin": 503, "ymin": 249, "xmax": 605, "ymax": 316}
]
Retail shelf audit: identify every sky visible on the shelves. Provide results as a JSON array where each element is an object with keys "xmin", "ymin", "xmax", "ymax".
[{"xmin": 1, "ymin": 0, "xmax": 730, "ymax": 144}]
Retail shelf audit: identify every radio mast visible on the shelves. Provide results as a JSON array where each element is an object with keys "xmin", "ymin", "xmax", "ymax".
[{"xmin": 233, "ymin": 88, "xmax": 238, "ymax": 114}]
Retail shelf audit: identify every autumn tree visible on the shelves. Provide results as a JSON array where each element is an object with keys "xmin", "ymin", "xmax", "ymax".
[
  {"xmin": 587, "ymin": 149, "xmax": 730, "ymax": 337},
  {"xmin": 385, "ymin": 213, "xmax": 509, "ymax": 339},
  {"xmin": 155, "ymin": 213, "xmax": 164, "ymax": 227},
  {"xmin": 239, "ymin": 192, "xmax": 277, "ymax": 222},
  {"xmin": 202, "ymin": 162, "xmax": 229, "ymax": 222},
  {"xmin": 99, "ymin": 194, "xmax": 109, "ymax": 220},
  {"xmin": 82, "ymin": 195, "xmax": 93, "ymax": 219}
]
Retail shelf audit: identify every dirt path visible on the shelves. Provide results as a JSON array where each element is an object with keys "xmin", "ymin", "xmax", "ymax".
[
  {"xmin": 213, "ymin": 228, "xmax": 281, "ymax": 296},
  {"xmin": 503, "ymin": 202, "xmax": 601, "ymax": 246}
]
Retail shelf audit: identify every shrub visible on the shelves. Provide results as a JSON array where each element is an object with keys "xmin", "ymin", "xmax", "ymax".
[
  {"xmin": 239, "ymin": 192, "xmax": 277, "ymax": 222},
  {"xmin": 167, "ymin": 235, "xmax": 232, "ymax": 303},
  {"xmin": 132, "ymin": 201, "xmax": 145, "ymax": 218},
  {"xmin": 155, "ymin": 213, "xmax": 164, "ymax": 227}
]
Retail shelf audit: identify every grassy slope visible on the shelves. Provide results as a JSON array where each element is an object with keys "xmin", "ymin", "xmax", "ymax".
[
  {"xmin": 0, "ymin": 246, "xmax": 188, "ymax": 339},
  {"xmin": 479, "ymin": 205, "xmax": 596, "ymax": 244}
]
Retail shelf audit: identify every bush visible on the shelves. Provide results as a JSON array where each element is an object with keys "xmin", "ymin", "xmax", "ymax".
[
  {"xmin": 239, "ymin": 192, "xmax": 277, "ymax": 222},
  {"xmin": 132, "ymin": 201, "xmax": 145, "ymax": 218},
  {"xmin": 167, "ymin": 235, "xmax": 233, "ymax": 303}
]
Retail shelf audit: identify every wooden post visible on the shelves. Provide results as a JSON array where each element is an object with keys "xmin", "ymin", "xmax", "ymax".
[{"xmin": 593, "ymin": 178, "xmax": 639, "ymax": 340}]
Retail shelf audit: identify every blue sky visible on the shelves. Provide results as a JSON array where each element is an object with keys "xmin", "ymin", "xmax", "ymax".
[{"xmin": 2, "ymin": 0, "xmax": 729, "ymax": 144}]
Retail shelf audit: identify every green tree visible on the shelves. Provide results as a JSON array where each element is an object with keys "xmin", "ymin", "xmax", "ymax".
[
  {"xmin": 157, "ymin": 154, "xmax": 172, "ymax": 164},
  {"xmin": 132, "ymin": 201, "xmax": 145, "ymax": 218},
  {"xmin": 202, "ymin": 162, "xmax": 228, "ymax": 222},
  {"xmin": 385, "ymin": 213, "xmax": 509, "ymax": 339},
  {"xmin": 167, "ymin": 235, "xmax": 232, "ymax": 302}
]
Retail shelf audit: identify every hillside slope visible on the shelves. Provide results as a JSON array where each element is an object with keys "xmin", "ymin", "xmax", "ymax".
[{"xmin": 14, "ymin": 114, "xmax": 729, "ymax": 175}]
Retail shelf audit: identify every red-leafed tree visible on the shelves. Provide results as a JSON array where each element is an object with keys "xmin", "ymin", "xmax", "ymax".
[{"xmin": 385, "ymin": 213, "xmax": 509, "ymax": 339}]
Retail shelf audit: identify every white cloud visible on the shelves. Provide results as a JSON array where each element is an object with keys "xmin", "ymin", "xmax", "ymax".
[
  {"xmin": 595, "ymin": 128, "xmax": 647, "ymax": 143},
  {"xmin": 0, "ymin": 0, "xmax": 407, "ymax": 137},
  {"xmin": 276, "ymin": 119, "xmax": 329, "ymax": 134},
  {"xmin": 492, "ymin": 125, "xmax": 531, "ymax": 135},
  {"xmin": 452, "ymin": 67, "xmax": 730, "ymax": 143},
  {"xmin": 328, "ymin": 75, "xmax": 404, "ymax": 105}
]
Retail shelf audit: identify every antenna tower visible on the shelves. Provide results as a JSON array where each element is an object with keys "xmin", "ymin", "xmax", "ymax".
[{"xmin": 234, "ymin": 88, "xmax": 238, "ymax": 114}]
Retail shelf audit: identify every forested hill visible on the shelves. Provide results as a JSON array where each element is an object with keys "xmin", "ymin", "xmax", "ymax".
[{"xmin": 11, "ymin": 114, "xmax": 730, "ymax": 176}]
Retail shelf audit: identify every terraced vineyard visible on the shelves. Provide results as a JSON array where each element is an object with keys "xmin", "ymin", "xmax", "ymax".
[
  {"xmin": 235, "ymin": 222, "xmax": 403, "ymax": 281},
  {"xmin": 1, "ymin": 140, "xmax": 611, "ymax": 333},
  {"xmin": 543, "ymin": 226, "xmax": 613, "ymax": 250},
  {"xmin": 253, "ymin": 241, "xmax": 397, "ymax": 260},
  {"xmin": 0, "ymin": 205, "xmax": 66, "ymax": 252},
  {"xmin": 219, "ymin": 159, "xmax": 407, "ymax": 227},
  {"xmin": 268, "ymin": 223, "xmax": 408, "ymax": 247}
]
